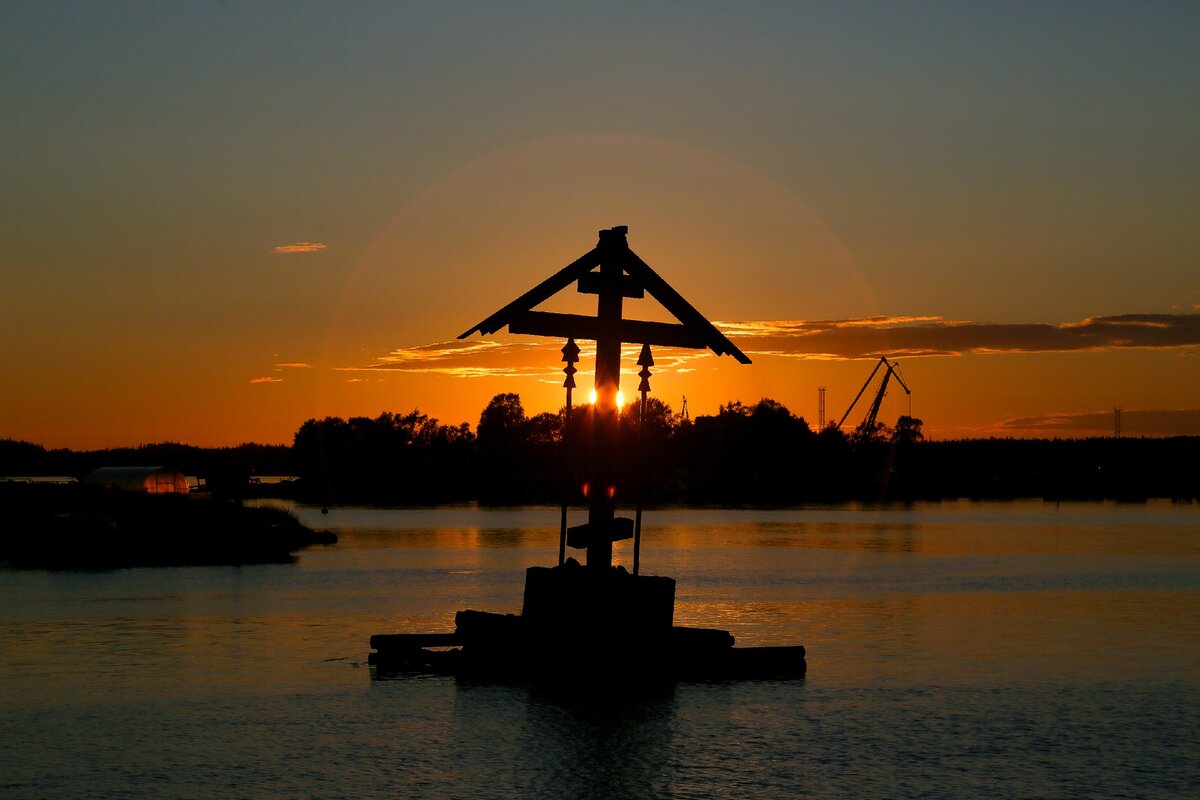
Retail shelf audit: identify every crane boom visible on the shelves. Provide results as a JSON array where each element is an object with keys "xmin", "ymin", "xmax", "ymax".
[
  {"xmin": 836, "ymin": 356, "xmax": 912, "ymax": 433},
  {"xmin": 863, "ymin": 367, "xmax": 893, "ymax": 430},
  {"xmin": 836, "ymin": 357, "xmax": 886, "ymax": 429}
]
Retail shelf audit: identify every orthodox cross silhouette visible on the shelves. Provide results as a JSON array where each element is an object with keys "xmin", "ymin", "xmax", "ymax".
[
  {"xmin": 371, "ymin": 228, "xmax": 805, "ymax": 682},
  {"xmin": 461, "ymin": 226, "xmax": 750, "ymax": 570}
]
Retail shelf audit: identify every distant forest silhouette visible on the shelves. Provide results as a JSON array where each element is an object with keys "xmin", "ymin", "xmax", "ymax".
[{"xmin": 3, "ymin": 394, "xmax": 1197, "ymax": 504}]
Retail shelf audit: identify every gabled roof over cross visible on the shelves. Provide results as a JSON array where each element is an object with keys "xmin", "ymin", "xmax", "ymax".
[{"xmin": 459, "ymin": 226, "xmax": 751, "ymax": 363}]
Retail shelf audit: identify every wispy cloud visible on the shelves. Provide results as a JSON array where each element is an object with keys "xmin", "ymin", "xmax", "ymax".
[
  {"xmin": 250, "ymin": 376, "xmax": 284, "ymax": 384},
  {"xmin": 717, "ymin": 313, "xmax": 1200, "ymax": 360},
  {"xmin": 994, "ymin": 408, "xmax": 1200, "ymax": 436},
  {"xmin": 344, "ymin": 339, "xmax": 551, "ymax": 379},
  {"xmin": 338, "ymin": 338, "xmax": 709, "ymax": 380},
  {"xmin": 274, "ymin": 362, "xmax": 312, "ymax": 369},
  {"xmin": 716, "ymin": 316, "xmax": 945, "ymax": 339},
  {"xmin": 335, "ymin": 313, "xmax": 1200, "ymax": 380},
  {"xmin": 272, "ymin": 242, "xmax": 327, "ymax": 254}
]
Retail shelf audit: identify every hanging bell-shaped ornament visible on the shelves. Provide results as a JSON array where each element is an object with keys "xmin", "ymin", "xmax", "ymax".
[
  {"xmin": 562, "ymin": 337, "xmax": 580, "ymax": 389},
  {"xmin": 637, "ymin": 343, "xmax": 653, "ymax": 393}
]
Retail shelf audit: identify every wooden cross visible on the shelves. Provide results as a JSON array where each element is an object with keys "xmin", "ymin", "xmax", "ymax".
[{"xmin": 461, "ymin": 226, "xmax": 750, "ymax": 569}]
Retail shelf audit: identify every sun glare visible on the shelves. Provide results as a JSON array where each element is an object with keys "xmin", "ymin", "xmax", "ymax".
[
  {"xmin": 616, "ymin": 391, "xmax": 625, "ymax": 409},
  {"xmin": 589, "ymin": 388, "xmax": 598, "ymax": 404}
]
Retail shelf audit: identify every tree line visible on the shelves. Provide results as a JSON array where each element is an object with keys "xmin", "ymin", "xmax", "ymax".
[
  {"xmin": 3, "ymin": 393, "xmax": 1197, "ymax": 504},
  {"xmin": 288, "ymin": 394, "xmax": 1199, "ymax": 504}
]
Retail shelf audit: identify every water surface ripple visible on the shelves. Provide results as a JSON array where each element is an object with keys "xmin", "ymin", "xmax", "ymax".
[{"xmin": 2, "ymin": 501, "xmax": 1197, "ymax": 798}]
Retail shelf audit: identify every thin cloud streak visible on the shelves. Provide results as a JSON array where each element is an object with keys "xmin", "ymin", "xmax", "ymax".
[
  {"xmin": 342, "ymin": 340, "xmax": 552, "ymax": 379},
  {"xmin": 338, "ymin": 313, "xmax": 1200, "ymax": 379},
  {"xmin": 250, "ymin": 376, "xmax": 283, "ymax": 384},
  {"xmin": 717, "ymin": 313, "xmax": 1200, "ymax": 360},
  {"xmin": 274, "ymin": 362, "xmax": 313, "ymax": 369},
  {"xmin": 994, "ymin": 408, "xmax": 1200, "ymax": 436},
  {"xmin": 339, "ymin": 338, "xmax": 707, "ymax": 379},
  {"xmin": 272, "ymin": 242, "xmax": 327, "ymax": 254}
]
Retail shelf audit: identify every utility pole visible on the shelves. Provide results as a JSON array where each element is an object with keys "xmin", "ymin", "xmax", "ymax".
[
  {"xmin": 1114, "ymin": 407, "xmax": 1121, "ymax": 438},
  {"xmin": 817, "ymin": 386, "xmax": 826, "ymax": 431}
]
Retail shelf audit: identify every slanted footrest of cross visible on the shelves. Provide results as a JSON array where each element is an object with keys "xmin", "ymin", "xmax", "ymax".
[{"xmin": 566, "ymin": 517, "xmax": 635, "ymax": 549}]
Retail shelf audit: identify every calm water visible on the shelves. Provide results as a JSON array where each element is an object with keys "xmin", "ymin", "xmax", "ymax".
[{"xmin": 2, "ymin": 501, "xmax": 1198, "ymax": 799}]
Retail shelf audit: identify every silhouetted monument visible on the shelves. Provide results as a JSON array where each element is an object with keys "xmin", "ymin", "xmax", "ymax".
[
  {"xmin": 460, "ymin": 225, "xmax": 749, "ymax": 569},
  {"xmin": 370, "ymin": 226, "xmax": 806, "ymax": 683}
]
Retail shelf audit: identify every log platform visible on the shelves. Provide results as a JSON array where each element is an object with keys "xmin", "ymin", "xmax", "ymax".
[{"xmin": 369, "ymin": 561, "xmax": 806, "ymax": 683}]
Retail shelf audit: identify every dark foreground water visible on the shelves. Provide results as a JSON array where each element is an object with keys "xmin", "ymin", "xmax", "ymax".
[{"xmin": 2, "ymin": 501, "xmax": 1198, "ymax": 799}]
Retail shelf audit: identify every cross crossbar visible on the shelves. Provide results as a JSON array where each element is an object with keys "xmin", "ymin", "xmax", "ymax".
[
  {"xmin": 508, "ymin": 311, "xmax": 709, "ymax": 349},
  {"xmin": 459, "ymin": 236, "xmax": 750, "ymax": 364}
]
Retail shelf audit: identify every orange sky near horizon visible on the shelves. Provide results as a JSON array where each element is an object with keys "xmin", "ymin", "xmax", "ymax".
[{"xmin": 3, "ymin": 4, "xmax": 1199, "ymax": 449}]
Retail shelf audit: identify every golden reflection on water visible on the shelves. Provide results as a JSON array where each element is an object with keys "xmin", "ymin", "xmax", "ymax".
[
  {"xmin": 5, "ymin": 501, "xmax": 1198, "ymax": 708},
  {"xmin": 638, "ymin": 518, "xmax": 1200, "ymax": 557},
  {"xmin": 3, "ymin": 502, "xmax": 1199, "ymax": 800},
  {"xmin": 673, "ymin": 587, "xmax": 1200, "ymax": 686}
]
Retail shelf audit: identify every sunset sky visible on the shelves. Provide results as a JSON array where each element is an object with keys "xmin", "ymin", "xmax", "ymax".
[{"xmin": 3, "ymin": 2, "xmax": 1198, "ymax": 448}]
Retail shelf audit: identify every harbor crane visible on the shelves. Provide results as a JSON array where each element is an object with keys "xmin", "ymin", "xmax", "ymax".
[{"xmin": 836, "ymin": 356, "xmax": 911, "ymax": 435}]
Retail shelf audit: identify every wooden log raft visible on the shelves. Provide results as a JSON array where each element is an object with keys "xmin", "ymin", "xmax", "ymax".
[{"xmin": 369, "ymin": 562, "xmax": 806, "ymax": 682}]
